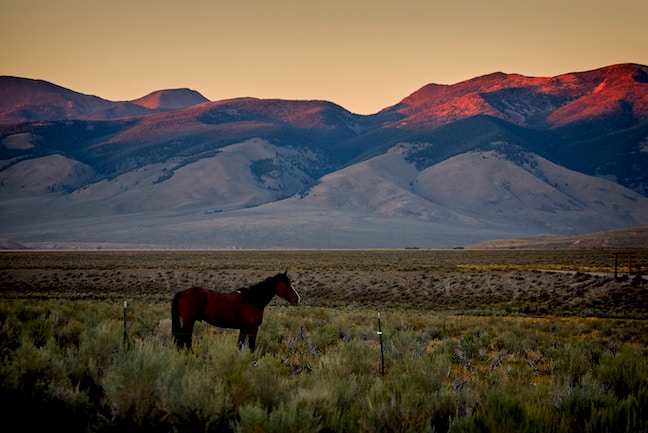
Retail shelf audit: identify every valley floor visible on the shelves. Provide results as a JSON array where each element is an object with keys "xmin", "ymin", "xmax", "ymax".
[{"xmin": 1, "ymin": 249, "xmax": 646, "ymax": 318}]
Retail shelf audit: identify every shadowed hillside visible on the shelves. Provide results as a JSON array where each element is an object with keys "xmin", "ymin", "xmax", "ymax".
[
  {"xmin": 467, "ymin": 225, "xmax": 648, "ymax": 249},
  {"xmin": 1, "ymin": 64, "xmax": 647, "ymax": 248}
]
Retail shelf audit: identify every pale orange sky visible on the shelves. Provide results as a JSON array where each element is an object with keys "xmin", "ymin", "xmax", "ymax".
[{"xmin": 2, "ymin": 0, "xmax": 647, "ymax": 114}]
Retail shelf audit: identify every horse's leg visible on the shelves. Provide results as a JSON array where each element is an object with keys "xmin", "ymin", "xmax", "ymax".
[
  {"xmin": 237, "ymin": 331, "xmax": 248, "ymax": 351},
  {"xmin": 236, "ymin": 331, "xmax": 246, "ymax": 351},
  {"xmin": 182, "ymin": 319, "xmax": 195, "ymax": 350},
  {"xmin": 238, "ymin": 327, "xmax": 258, "ymax": 352},
  {"xmin": 249, "ymin": 333, "xmax": 258, "ymax": 352},
  {"xmin": 172, "ymin": 291, "xmax": 184, "ymax": 348}
]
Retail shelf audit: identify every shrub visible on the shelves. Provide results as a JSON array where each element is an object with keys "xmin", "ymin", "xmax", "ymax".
[
  {"xmin": 586, "ymin": 383, "xmax": 648, "ymax": 433},
  {"xmin": 552, "ymin": 342, "xmax": 595, "ymax": 385},
  {"xmin": 248, "ymin": 354, "xmax": 292, "ymax": 409},
  {"xmin": 24, "ymin": 315, "xmax": 53, "ymax": 348},
  {"xmin": 160, "ymin": 353, "xmax": 231, "ymax": 431},
  {"xmin": 1, "ymin": 339, "xmax": 94, "ymax": 432},
  {"xmin": 362, "ymin": 376, "xmax": 455, "ymax": 433},
  {"xmin": 2, "ymin": 297, "xmax": 648, "ymax": 432},
  {"xmin": 595, "ymin": 344, "xmax": 648, "ymax": 399},
  {"xmin": 101, "ymin": 342, "xmax": 170, "ymax": 427},
  {"xmin": 0, "ymin": 313, "xmax": 22, "ymax": 357},
  {"xmin": 455, "ymin": 385, "xmax": 527, "ymax": 432},
  {"xmin": 550, "ymin": 374, "xmax": 615, "ymax": 432},
  {"xmin": 234, "ymin": 400, "xmax": 321, "ymax": 433}
]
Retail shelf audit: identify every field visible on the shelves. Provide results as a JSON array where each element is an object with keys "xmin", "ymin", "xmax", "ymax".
[{"xmin": 1, "ymin": 249, "xmax": 647, "ymax": 432}]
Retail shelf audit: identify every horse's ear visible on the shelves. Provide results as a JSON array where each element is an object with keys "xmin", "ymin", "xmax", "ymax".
[{"xmin": 283, "ymin": 270, "xmax": 288, "ymax": 276}]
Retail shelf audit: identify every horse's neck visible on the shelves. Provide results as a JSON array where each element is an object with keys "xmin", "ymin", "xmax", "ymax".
[{"xmin": 246, "ymin": 278, "xmax": 276, "ymax": 307}]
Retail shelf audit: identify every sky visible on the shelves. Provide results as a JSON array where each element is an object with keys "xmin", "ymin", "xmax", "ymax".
[{"xmin": 2, "ymin": 0, "xmax": 648, "ymax": 114}]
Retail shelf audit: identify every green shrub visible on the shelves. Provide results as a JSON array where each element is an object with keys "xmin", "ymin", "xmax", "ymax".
[
  {"xmin": 24, "ymin": 315, "xmax": 53, "ymax": 348},
  {"xmin": 457, "ymin": 386, "xmax": 527, "ymax": 432},
  {"xmin": 102, "ymin": 342, "xmax": 170, "ymax": 427},
  {"xmin": 553, "ymin": 342, "xmax": 594, "ymax": 385},
  {"xmin": 200, "ymin": 336, "xmax": 257, "ymax": 408},
  {"xmin": 362, "ymin": 376, "xmax": 455, "ymax": 433},
  {"xmin": 234, "ymin": 400, "xmax": 321, "ymax": 433},
  {"xmin": 0, "ymin": 313, "xmax": 22, "ymax": 357},
  {"xmin": 310, "ymin": 322, "xmax": 341, "ymax": 352},
  {"xmin": 248, "ymin": 354, "xmax": 292, "ymax": 409},
  {"xmin": 595, "ymin": 344, "xmax": 648, "ymax": 399},
  {"xmin": 0, "ymin": 339, "xmax": 94, "ymax": 431},
  {"xmin": 160, "ymin": 352, "xmax": 231, "ymax": 431},
  {"xmin": 101, "ymin": 339, "xmax": 234, "ymax": 431},
  {"xmin": 551, "ymin": 374, "xmax": 614, "ymax": 432},
  {"xmin": 586, "ymin": 383, "xmax": 648, "ymax": 433},
  {"xmin": 2, "ymin": 298, "xmax": 648, "ymax": 432}
]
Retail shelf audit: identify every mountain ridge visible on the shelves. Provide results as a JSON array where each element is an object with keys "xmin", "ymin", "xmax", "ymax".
[
  {"xmin": 1, "ymin": 63, "xmax": 647, "ymax": 248},
  {"xmin": 131, "ymin": 88, "xmax": 209, "ymax": 110},
  {"xmin": 0, "ymin": 76, "xmax": 210, "ymax": 124},
  {"xmin": 382, "ymin": 63, "xmax": 648, "ymax": 130}
]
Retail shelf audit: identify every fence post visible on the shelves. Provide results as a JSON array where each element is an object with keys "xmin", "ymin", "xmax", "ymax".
[
  {"xmin": 123, "ymin": 301, "xmax": 128, "ymax": 345},
  {"xmin": 378, "ymin": 312, "xmax": 385, "ymax": 377}
]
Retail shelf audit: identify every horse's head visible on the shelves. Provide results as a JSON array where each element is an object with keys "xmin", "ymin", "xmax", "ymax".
[{"xmin": 275, "ymin": 271, "xmax": 300, "ymax": 305}]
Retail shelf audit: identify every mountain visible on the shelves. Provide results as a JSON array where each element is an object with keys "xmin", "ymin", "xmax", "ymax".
[
  {"xmin": 0, "ymin": 76, "xmax": 209, "ymax": 123},
  {"xmin": 0, "ymin": 237, "xmax": 28, "ymax": 250},
  {"xmin": 466, "ymin": 225, "xmax": 648, "ymax": 249},
  {"xmin": 1, "ymin": 64, "xmax": 647, "ymax": 249},
  {"xmin": 382, "ymin": 63, "xmax": 648, "ymax": 129},
  {"xmin": 0, "ymin": 76, "xmax": 123, "ymax": 123},
  {"xmin": 131, "ymin": 89, "xmax": 209, "ymax": 110}
]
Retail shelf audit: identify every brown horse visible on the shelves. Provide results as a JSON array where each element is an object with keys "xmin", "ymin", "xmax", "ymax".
[{"xmin": 171, "ymin": 271, "xmax": 300, "ymax": 351}]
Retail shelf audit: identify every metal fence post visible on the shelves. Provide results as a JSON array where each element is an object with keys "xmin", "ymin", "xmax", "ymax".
[
  {"xmin": 123, "ymin": 301, "xmax": 128, "ymax": 345},
  {"xmin": 378, "ymin": 312, "xmax": 385, "ymax": 377}
]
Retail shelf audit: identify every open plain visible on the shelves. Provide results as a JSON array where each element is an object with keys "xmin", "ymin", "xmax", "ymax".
[
  {"xmin": 1, "ymin": 249, "xmax": 646, "ymax": 317},
  {"xmin": 1, "ymin": 249, "xmax": 647, "ymax": 432}
]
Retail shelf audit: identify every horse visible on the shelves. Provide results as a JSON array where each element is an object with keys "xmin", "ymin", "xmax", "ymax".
[{"xmin": 171, "ymin": 271, "xmax": 300, "ymax": 351}]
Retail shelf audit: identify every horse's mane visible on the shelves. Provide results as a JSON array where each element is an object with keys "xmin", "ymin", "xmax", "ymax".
[{"xmin": 238, "ymin": 276, "xmax": 278, "ymax": 307}]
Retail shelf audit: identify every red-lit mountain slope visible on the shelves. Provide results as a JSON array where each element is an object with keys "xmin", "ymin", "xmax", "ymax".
[
  {"xmin": 382, "ymin": 63, "xmax": 648, "ymax": 129},
  {"xmin": 131, "ymin": 89, "xmax": 209, "ymax": 110},
  {"xmin": 0, "ymin": 76, "xmax": 119, "ymax": 123},
  {"xmin": 0, "ymin": 76, "xmax": 209, "ymax": 123}
]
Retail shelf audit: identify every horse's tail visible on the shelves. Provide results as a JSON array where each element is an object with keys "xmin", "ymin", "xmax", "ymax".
[{"xmin": 171, "ymin": 291, "xmax": 183, "ymax": 347}]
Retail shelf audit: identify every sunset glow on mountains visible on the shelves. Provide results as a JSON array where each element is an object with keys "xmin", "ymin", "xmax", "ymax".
[{"xmin": 2, "ymin": 1, "xmax": 647, "ymax": 114}]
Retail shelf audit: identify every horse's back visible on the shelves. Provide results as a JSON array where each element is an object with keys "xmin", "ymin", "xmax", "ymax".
[
  {"xmin": 202, "ymin": 290, "xmax": 245, "ymax": 328},
  {"xmin": 178, "ymin": 286, "xmax": 244, "ymax": 328},
  {"xmin": 178, "ymin": 286, "xmax": 210, "ymax": 302},
  {"xmin": 176, "ymin": 286, "xmax": 210, "ymax": 318}
]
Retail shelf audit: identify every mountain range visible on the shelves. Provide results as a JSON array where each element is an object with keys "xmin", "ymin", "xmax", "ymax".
[{"xmin": 1, "ymin": 63, "xmax": 647, "ymax": 249}]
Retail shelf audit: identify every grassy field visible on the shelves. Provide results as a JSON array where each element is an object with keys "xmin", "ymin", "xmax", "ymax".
[{"xmin": 1, "ymin": 249, "xmax": 647, "ymax": 432}]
